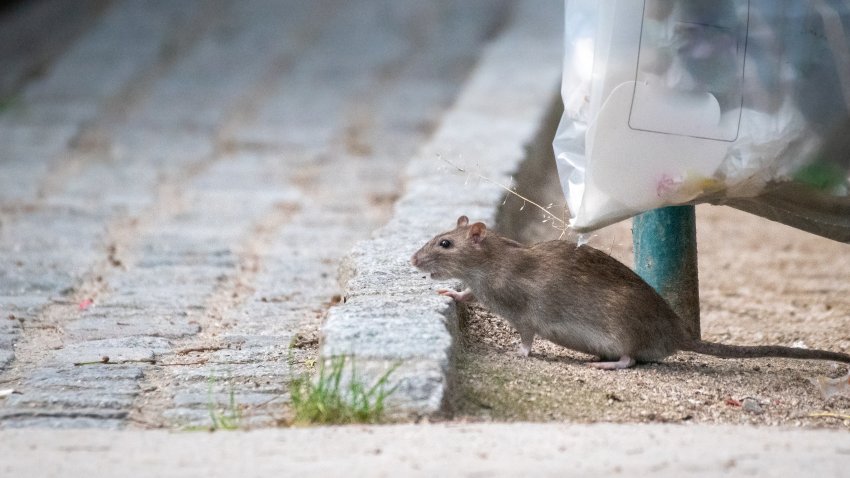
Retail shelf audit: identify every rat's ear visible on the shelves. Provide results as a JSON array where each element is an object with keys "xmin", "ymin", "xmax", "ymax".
[
  {"xmin": 456, "ymin": 215, "xmax": 469, "ymax": 228},
  {"xmin": 468, "ymin": 222, "xmax": 487, "ymax": 244}
]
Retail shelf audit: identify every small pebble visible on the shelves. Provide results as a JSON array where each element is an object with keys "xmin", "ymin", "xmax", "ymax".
[{"xmin": 742, "ymin": 398, "xmax": 764, "ymax": 415}]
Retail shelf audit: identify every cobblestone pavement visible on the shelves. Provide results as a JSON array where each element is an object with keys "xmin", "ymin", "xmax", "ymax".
[{"xmin": 0, "ymin": 0, "xmax": 511, "ymax": 428}]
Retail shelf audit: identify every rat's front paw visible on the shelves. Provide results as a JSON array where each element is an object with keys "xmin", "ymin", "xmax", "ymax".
[{"xmin": 437, "ymin": 288, "xmax": 473, "ymax": 302}]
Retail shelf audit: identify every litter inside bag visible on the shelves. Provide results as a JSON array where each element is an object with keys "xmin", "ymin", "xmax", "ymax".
[{"xmin": 554, "ymin": 0, "xmax": 850, "ymax": 241}]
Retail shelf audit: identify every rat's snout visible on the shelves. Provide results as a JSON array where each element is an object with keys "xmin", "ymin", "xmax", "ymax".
[{"xmin": 410, "ymin": 252, "xmax": 420, "ymax": 268}]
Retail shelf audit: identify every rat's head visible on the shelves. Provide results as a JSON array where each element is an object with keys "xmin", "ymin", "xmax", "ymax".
[{"xmin": 410, "ymin": 215, "xmax": 489, "ymax": 281}]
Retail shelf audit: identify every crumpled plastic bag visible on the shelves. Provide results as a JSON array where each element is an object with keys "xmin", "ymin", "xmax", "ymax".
[{"xmin": 555, "ymin": 0, "xmax": 850, "ymax": 241}]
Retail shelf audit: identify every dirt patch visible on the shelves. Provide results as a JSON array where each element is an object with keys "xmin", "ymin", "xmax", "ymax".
[{"xmin": 454, "ymin": 166, "xmax": 850, "ymax": 428}]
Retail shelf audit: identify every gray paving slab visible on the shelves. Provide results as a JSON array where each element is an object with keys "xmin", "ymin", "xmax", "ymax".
[
  {"xmin": 63, "ymin": 315, "xmax": 201, "ymax": 341},
  {"xmin": 0, "ymin": 350, "xmax": 13, "ymax": 369},
  {"xmin": 52, "ymin": 336, "xmax": 171, "ymax": 364},
  {"xmin": 0, "ymin": 363, "xmax": 146, "ymax": 428}
]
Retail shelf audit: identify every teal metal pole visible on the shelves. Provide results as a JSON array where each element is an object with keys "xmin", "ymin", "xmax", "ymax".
[{"xmin": 633, "ymin": 205, "xmax": 700, "ymax": 340}]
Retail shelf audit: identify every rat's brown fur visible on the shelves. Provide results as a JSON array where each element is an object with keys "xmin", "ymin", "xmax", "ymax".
[{"xmin": 411, "ymin": 216, "xmax": 850, "ymax": 369}]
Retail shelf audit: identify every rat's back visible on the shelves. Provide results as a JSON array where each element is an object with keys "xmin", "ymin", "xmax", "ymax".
[{"xmin": 524, "ymin": 240, "xmax": 686, "ymax": 361}]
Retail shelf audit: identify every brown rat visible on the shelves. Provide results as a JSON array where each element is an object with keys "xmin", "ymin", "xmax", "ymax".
[{"xmin": 410, "ymin": 215, "xmax": 850, "ymax": 370}]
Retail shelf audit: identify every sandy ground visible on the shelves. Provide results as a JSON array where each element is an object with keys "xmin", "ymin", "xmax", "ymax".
[{"xmin": 453, "ymin": 181, "xmax": 850, "ymax": 428}]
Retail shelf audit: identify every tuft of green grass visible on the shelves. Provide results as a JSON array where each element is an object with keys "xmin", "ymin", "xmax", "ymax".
[
  {"xmin": 288, "ymin": 355, "xmax": 398, "ymax": 425},
  {"xmin": 207, "ymin": 377, "xmax": 241, "ymax": 431}
]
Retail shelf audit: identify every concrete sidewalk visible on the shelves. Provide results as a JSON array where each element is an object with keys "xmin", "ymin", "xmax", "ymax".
[{"xmin": 2, "ymin": 422, "xmax": 848, "ymax": 477}]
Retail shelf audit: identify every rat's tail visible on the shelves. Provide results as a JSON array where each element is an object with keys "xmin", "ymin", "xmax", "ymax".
[{"xmin": 684, "ymin": 340, "xmax": 850, "ymax": 364}]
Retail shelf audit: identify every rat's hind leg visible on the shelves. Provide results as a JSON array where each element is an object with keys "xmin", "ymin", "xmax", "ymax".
[{"xmin": 588, "ymin": 355, "xmax": 635, "ymax": 370}]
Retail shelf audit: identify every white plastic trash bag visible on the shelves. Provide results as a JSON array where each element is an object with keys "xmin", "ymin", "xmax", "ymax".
[{"xmin": 555, "ymin": 0, "xmax": 850, "ymax": 241}]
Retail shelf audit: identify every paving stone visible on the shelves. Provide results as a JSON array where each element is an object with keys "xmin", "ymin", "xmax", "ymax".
[
  {"xmin": 217, "ymin": 334, "xmax": 296, "ymax": 349},
  {"xmin": 0, "ymin": 125, "xmax": 78, "ymax": 202},
  {"xmin": 0, "ymin": 332, "xmax": 16, "ymax": 350},
  {"xmin": 24, "ymin": 364, "xmax": 145, "ymax": 389},
  {"xmin": 0, "ymin": 295, "xmax": 44, "ymax": 313},
  {"xmin": 0, "ymin": 416, "xmax": 125, "ymax": 429},
  {"xmin": 52, "ymin": 337, "xmax": 171, "ymax": 365},
  {"xmin": 4, "ymin": 391, "xmax": 137, "ymax": 411},
  {"xmin": 2, "ymin": 205, "xmax": 107, "ymax": 236},
  {"xmin": 0, "ymin": 350, "xmax": 14, "ymax": 370},
  {"xmin": 340, "ymin": 244, "xmax": 450, "ymax": 299},
  {"xmin": 161, "ymin": 407, "xmax": 280, "ymax": 429},
  {"xmin": 133, "ymin": 251, "xmax": 238, "ymax": 270},
  {"xmin": 96, "ymin": 295, "xmax": 201, "ymax": 316},
  {"xmin": 171, "ymin": 390, "xmax": 283, "ymax": 408},
  {"xmin": 107, "ymin": 271, "xmax": 224, "ymax": 293},
  {"xmin": 323, "ymin": 296, "xmax": 456, "ymax": 361},
  {"xmin": 0, "ymin": 362, "xmax": 146, "ymax": 427},
  {"xmin": 64, "ymin": 316, "xmax": 201, "ymax": 341},
  {"xmin": 159, "ymin": 407, "xmax": 223, "ymax": 427},
  {"xmin": 54, "ymin": 163, "xmax": 159, "ymax": 214},
  {"xmin": 0, "ymin": 267, "xmax": 80, "ymax": 296},
  {"xmin": 200, "ymin": 348, "xmax": 289, "ymax": 364}
]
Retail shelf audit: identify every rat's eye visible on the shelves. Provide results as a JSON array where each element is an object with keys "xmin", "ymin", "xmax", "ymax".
[{"xmin": 439, "ymin": 239, "xmax": 452, "ymax": 249}]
